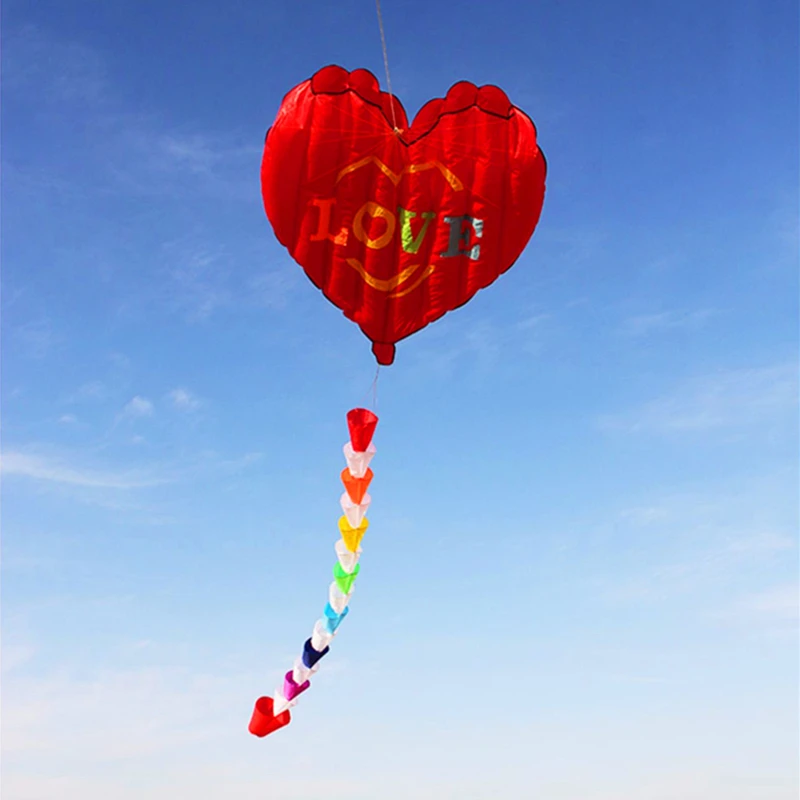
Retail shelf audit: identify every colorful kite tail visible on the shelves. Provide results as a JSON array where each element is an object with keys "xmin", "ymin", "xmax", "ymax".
[{"xmin": 248, "ymin": 407, "xmax": 378, "ymax": 738}]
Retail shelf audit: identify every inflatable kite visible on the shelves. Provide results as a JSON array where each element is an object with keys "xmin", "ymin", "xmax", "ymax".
[
  {"xmin": 261, "ymin": 65, "xmax": 547, "ymax": 365},
  {"xmin": 249, "ymin": 65, "xmax": 546, "ymax": 737}
]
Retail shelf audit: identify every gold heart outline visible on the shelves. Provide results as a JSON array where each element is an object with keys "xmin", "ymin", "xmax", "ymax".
[
  {"xmin": 346, "ymin": 258, "xmax": 436, "ymax": 299},
  {"xmin": 336, "ymin": 156, "xmax": 463, "ymax": 297},
  {"xmin": 335, "ymin": 156, "xmax": 464, "ymax": 192}
]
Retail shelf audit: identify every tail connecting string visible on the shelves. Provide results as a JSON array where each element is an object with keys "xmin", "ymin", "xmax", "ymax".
[{"xmin": 362, "ymin": 365, "xmax": 381, "ymax": 412}]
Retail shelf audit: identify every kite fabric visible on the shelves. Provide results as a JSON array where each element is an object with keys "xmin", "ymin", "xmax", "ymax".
[
  {"xmin": 260, "ymin": 65, "xmax": 547, "ymax": 365},
  {"xmin": 248, "ymin": 408, "xmax": 378, "ymax": 738}
]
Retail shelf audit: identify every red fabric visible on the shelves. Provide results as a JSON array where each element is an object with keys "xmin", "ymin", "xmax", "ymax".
[
  {"xmin": 346, "ymin": 407, "xmax": 378, "ymax": 451},
  {"xmin": 261, "ymin": 65, "xmax": 547, "ymax": 365},
  {"xmin": 248, "ymin": 696, "xmax": 291, "ymax": 737}
]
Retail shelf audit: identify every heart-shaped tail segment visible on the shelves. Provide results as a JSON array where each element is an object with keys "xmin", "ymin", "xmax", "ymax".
[
  {"xmin": 248, "ymin": 696, "xmax": 291, "ymax": 737},
  {"xmin": 347, "ymin": 408, "xmax": 379, "ymax": 452},
  {"xmin": 333, "ymin": 561, "xmax": 360, "ymax": 594},
  {"xmin": 341, "ymin": 467, "xmax": 373, "ymax": 504},
  {"xmin": 283, "ymin": 670, "xmax": 311, "ymax": 702}
]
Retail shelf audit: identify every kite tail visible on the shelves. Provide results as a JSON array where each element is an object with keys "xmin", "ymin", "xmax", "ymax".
[{"xmin": 248, "ymin": 408, "xmax": 379, "ymax": 738}]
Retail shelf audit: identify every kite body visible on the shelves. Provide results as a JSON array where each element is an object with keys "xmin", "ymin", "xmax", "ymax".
[{"xmin": 261, "ymin": 65, "xmax": 547, "ymax": 364}]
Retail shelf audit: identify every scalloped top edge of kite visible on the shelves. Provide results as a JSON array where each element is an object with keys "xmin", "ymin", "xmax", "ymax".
[{"xmin": 301, "ymin": 64, "xmax": 538, "ymax": 147}]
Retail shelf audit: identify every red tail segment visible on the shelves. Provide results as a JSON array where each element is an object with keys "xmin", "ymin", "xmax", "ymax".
[
  {"xmin": 347, "ymin": 408, "xmax": 378, "ymax": 452},
  {"xmin": 248, "ymin": 696, "xmax": 291, "ymax": 738}
]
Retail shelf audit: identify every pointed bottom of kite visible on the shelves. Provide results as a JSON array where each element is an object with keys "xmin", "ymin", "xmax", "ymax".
[{"xmin": 372, "ymin": 342, "xmax": 395, "ymax": 365}]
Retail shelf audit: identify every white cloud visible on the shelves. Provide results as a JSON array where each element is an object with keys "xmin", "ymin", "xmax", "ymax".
[
  {"xmin": 710, "ymin": 582, "xmax": 799, "ymax": 634},
  {"xmin": 620, "ymin": 308, "xmax": 719, "ymax": 337},
  {"xmin": 0, "ymin": 451, "xmax": 165, "ymax": 489},
  {"xmin": 2, "ymin": 643, "xmax": 36, "ymax": 674},
  {"xmin": 597, "ymin": 472, "xmax": 797, "ymax": 609},
  {"xmin": 163, "ymin": 243, "xmax": 232, "ymax": 321},
  {"xmin": 599, "ymin": 361, "xmax": 798, "ymax": 434},
  {"xmin": 12, "ymin": 318, "xmax": 60, "ymax": 358},
  {"xmin": 0, "ymin": 656, "xmax": 375, "ymax": 800},
  {"xmin": 155, "ymin": 134, "xmax": 258, "ymax": 178},
  {"xmin": 121, "ymin": 395, "xmax": 154, "ymax": 418},
  {"xmin": 727, "ymin": 531, "xmax": 796, "ymax": 554},
  {"xmin": 160, "ymin": 133, "xmax": 220, "ymax": 174},
  {"xmin": 59, "ymin": 414, "xmax": 78, "ymax": 424},
  {"xmin": 217, "ymin": 452, "xmax": 263, "ymax": 472},
  {"xmin": 738, "ymin": 584, "xmax": 799, "ymax": 621},
  {"xmin": 0, "ymin": 444, "xmax": 265, "ymax": 498},
  {"xmin": 3, "ymin": 24, "xmax": 108, "ymax": 106},
  {"xmin": 65, "ymin": 380, "xmax": 110, "ymax": 403},
  {"xmin": 168, "ymin": 388, "xmax": 201, "ymax": 411},
  {"xmin": 247, "ymin": 264, "xmax": 298, "ymax": 310},
  {"xmin": 618, "ymin": 506, "xmax": 669, "ymax": 524},
  {"xmin": 2, "ymin": 664, "xmax": 240, "ymax": 760}
]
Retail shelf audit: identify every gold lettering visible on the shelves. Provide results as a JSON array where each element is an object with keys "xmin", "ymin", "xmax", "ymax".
[
  {"xmin": 352, "ymin": 201, "xmax": 396, "ymax": 250},
  {"xmin": 309, "ymin": 198, "xmax": 347, "ymax": 245}
]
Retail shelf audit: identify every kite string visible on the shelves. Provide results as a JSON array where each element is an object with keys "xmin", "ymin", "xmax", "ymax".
[{"xmin": 375, "ymin": 0, "xmax": 399, "ymax": 132}]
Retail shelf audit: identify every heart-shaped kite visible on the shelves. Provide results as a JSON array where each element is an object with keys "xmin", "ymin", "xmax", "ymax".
[{"xmin": 261, "ymin": 65, "xmax": 547, "ymax": 364}]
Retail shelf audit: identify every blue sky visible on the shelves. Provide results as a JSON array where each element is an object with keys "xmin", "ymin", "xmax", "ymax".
[{"xmin": 2, "ymin": 0, "xmax": 798, "ymax": 797}]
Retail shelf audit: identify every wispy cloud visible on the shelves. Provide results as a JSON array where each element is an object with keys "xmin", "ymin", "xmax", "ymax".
[
  {"xmin": 62, "ymin": 355, "xmax": 134, "ymax": 409},
  {"xmin": 1, "ymin": 643, "xmax": 36, "ymax": 675},
  {"xmin": 405, "ymin": 310, "xmax": 555, "ymax": 381},
  {"xmin": 2, "ymin": 662, "xmax": 258, "ymax": 761},
  {"xmin": 120, "ymin": 396, "xmax": 154, "ymax": 419},
  {"xmin": 1, "ymin": 649, "xmax": 374, "ymax": 800},
  {"xmin": 737, "ymin": 583, "xmax": 799, "ymax": 621},
  {"xmin": 619, "ymin": 308, "xmax": 719, "ymax": 337},
  {"xmin": 162, "ymin": 243, "xmax": 233, "ymax": 321},
  {"xmin": 599, "ymin": 361, "xmax": 798, "ymax": 434},
  {"xmin": 618, "ymin": 506, "xmax": 669, "ymax": 525},
  {"xmin": 712, "ymin": 583, "xmax": 800, "ymax": 634},
  {"xmin": 217, "ymin": 452, "xmax": 263, "ymax": 472},
  {"xmin": 727, "ymin": 530, "xmax": 796, "ymax": 554},
  {"xmin": 0, "ymin": 451, "xmax": 167, "ymax": 489},
  {"xmin": 1, "ymin": 444, "xmax": 264, "ymax": 499},
  {"xmin": 167, "ymin": 388, "xmax": 201, "ymax": 412},
  {"xmin": 603, "ymin": 532, "xmax": 796, "ymax": 608},
  {"xmin": 5, "ymin": 24, "xmax": 259, "ymax": 207},
  {"xmin": 247, "ymin": 264, "xmax": 300, "ymax": 310},
  {"xmin": 154, "ymin": 133, "xmax": 260, "ymax": 179},
  {"xmin": 596, "ymin": 469, "xmax": 797, "ymax": 611},
  {"xmin": 65, "ymin": 380, "xmax": 112, "ymax": 403},
  {"xmin": 12, "ymin": 318, "xmax": 61, "ymax": 359},
  {"xmin": 3, "ymin": 24, "xmax": 108, "ymax": 107}
]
